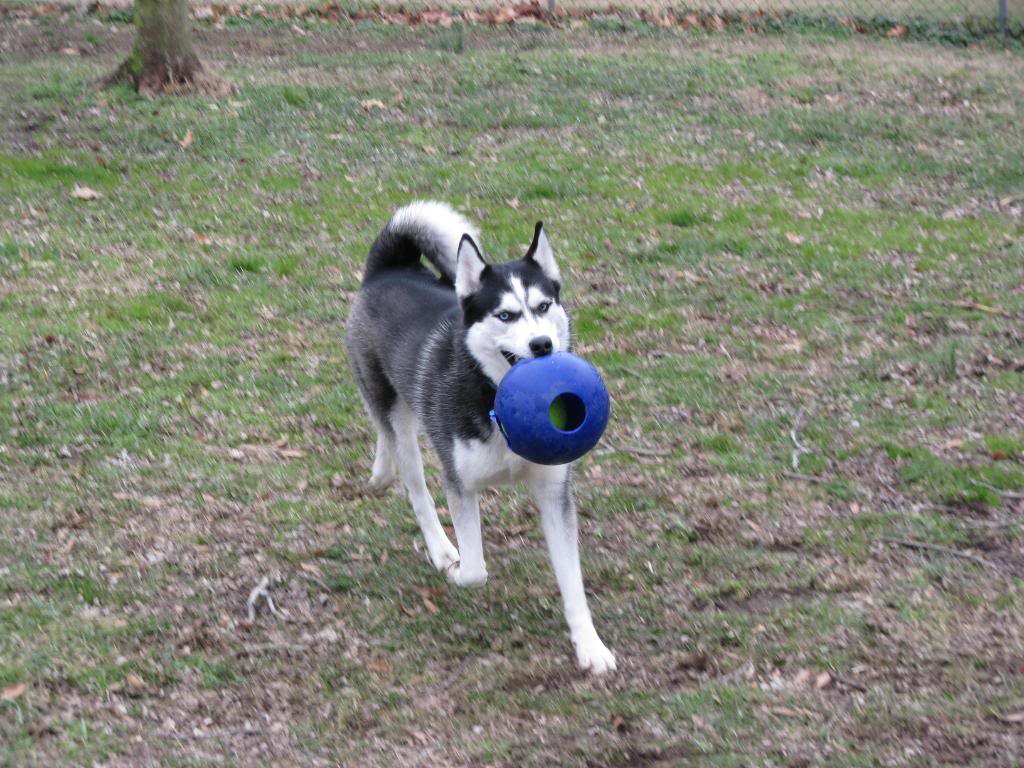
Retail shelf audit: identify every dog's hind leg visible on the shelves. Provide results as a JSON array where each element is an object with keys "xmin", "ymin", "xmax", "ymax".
[
  {"xmin": 351, "ymin": 353, "xmax": 399, "ymax": 492},
  {"xmin": 390, "ymin": 402, "xmax": 460, "ymax": 572},
  {"xmin": 528, "ymin": 465, "xmax": 616, "ymax": 675},
  {"xmin": 368, "ymin": 429, "xmax": 398, "ymax": 491}
]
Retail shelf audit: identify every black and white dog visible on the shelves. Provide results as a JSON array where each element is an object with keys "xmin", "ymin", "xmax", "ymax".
[{"xmin": 346, "ymin": 201, "xmax": 615, "ymax": 674}]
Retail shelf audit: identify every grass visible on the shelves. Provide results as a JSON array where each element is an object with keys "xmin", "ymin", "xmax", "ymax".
[{"xmin": 1, "ymin": 15, "xmax": 1024, "ymax": 767}]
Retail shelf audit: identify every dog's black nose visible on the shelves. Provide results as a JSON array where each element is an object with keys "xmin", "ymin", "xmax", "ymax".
[{"xmin": 529, "ymin": 336, "xmax": 553, "ymax": 357}]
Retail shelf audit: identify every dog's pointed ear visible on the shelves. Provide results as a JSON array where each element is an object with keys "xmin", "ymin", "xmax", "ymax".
[
  {"xmin": 525, "ymin": 222, "xmax": 560, "ymax": 284},
  {"xmin": 455, "ymin": 234, "xmax": 488, "ymax": 299}
]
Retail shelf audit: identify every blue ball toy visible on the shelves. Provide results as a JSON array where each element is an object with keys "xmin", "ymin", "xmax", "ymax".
[{"xmin": 491, "ymin": 352, "xmax": 610, "ymax": 465}]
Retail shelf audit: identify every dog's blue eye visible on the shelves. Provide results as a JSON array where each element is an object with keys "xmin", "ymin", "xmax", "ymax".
[
  {"xmin": 497, "ymin": 311, "xmax": 512, "ymax": 322},
  {"xmin": 536, "ymin": 302, "xmax": 551, "ymax": 314}
]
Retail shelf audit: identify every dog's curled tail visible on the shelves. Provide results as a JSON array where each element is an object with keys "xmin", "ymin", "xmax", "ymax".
[{"xmin": 362, "ymin": 201, "xmax": 478, "ymax": 284}]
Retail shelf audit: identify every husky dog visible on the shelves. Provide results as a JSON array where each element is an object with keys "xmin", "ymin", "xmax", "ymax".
[{"xmin": 346, "ymin": 201, "xmax": 616, "ymax": 674}]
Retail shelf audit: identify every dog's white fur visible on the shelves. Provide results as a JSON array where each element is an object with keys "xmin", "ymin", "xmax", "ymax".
[
  {"xmin": 463, "ymin": 275, "xmax": 572, "ymax": 386},
  {"xmin": 393, "ymin": 200, "xmax": 479, "ymax": 280}
]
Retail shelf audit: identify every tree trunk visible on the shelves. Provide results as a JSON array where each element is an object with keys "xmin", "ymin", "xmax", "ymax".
[{"xmin": 109, "ymin": 0, "xmax": 228, "ymax": 97}]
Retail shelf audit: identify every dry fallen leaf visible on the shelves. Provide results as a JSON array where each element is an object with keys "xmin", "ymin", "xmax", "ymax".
[
  {"xmin": 178, "ymin": 129, "xmax": 193, "ymax": 149},
  {"xmin": 419, "ymin": 10, "xmax": 453, "ymax": 26},
  {"xmin": 815, "ymin": 671, "xmax": 833, "ymax": 690},
  {"xmin": 71, "ymin": 185, "xmax": 101, "ymax": 201},
  {"xmin": 360, "ymin": 99, "xmax": 385, "ymax": 112},
  {"xmin": 785, "ymin": 232, "xmax": 805, "ymax": 245},
  {"xmin": 1, "ymin": 683, "xmax": 27, "ymax": 701},
  {"xmin": 767, "ymin": 706, "xmax": 807, "ymax": 718},
  {"xmin": 125, "ymin": 673, "xmax": 146, "ymax": 691},
  {"xmin": 951, "ymin": 300, "xmax": 1010, "ymax": 317},
  {"xmin": 677, "ymin": 651, "xmax": 712, "ymax": 672},
  {"xmin": 793, "ymin": 668, "xmax": 813, "ymax": 687},
  {"xmin": 411, "ymin": 585, "xmax": 446, "ymax": 599},
  {"xmin": 996, "ymin": 711, "xmax": 1024, "ymax": 724},
  {"xmin": 765, "ymin": 708, "xmax": 819, "ymax": 720},
  {"xmin": 682, "ymin": 269, "xmax": 705, "ymax": 285},
  {"xmin": 422, "ymin": 145, "xmax": 439, "ymax": 155},
  {"xmin": 300, "ymin": 562, "xmax": 323, "ymax": 577}
]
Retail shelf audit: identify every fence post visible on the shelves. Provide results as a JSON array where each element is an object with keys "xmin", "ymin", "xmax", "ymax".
[{"xmin": 1000, "ymin": 0, "xmax": 1008, "ymax": 35}]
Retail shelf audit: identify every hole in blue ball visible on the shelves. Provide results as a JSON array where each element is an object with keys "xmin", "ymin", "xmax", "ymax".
[{"xmin": 550, "ymin": 393, "xmax": 586, "ymax": 433}]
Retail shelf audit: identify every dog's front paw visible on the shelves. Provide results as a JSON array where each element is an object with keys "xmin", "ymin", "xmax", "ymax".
[
  {"xmin": 367, "ymin": 468, "xmax": 396, "ymax": 492},
  {"xmin": 428, "ymin": 538, "xmax": 460, "ymax": 574},
  {"xmin": 574, "ymin": 635, "xmax": 617, "ymax": 675},
  {"xmin": 446, "ymin": 562, "xmax": 488, "ymax": 588}
]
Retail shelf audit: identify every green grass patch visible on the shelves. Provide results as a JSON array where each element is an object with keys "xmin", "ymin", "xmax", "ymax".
[{"xmin": 1, "ymin": 18, "xmax": 1022, "ymax": 767}]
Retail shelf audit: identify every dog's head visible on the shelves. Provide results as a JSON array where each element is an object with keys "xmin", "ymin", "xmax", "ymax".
[{"xmin": 456, "ymin": 222, "xmax": 570, "ymax": 386}]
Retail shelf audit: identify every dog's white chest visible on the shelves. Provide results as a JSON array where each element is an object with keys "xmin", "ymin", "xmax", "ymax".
[{"xmin": 453, "ymin": 432, "xmax": 530, "ymax": 491}]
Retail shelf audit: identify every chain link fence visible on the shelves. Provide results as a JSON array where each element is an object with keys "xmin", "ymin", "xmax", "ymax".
[
  {"xmin": 542, "ymin": 0, "xmax": 1021, "ymax": 37},
  {"xmin": 5, "ymin": 0, "xmax": 1019, "ymax": 38},
  {"xmin": 688, "ymin": 0, "xmax": 1018, "ymax": 35}
]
